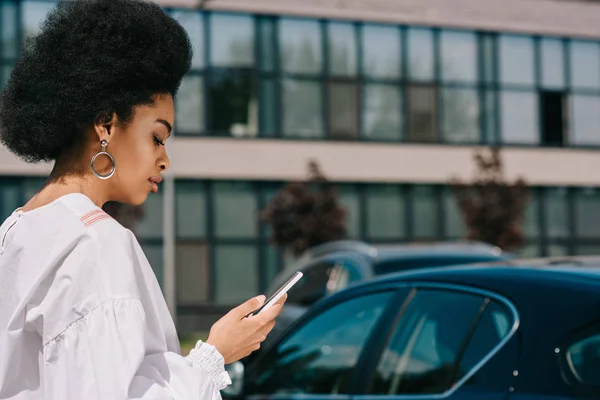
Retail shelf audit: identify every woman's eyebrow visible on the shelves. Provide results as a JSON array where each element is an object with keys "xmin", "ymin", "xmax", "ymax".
[{"xmin": 156, "ymin": 119, "xmax": 172, "ymax": 133}]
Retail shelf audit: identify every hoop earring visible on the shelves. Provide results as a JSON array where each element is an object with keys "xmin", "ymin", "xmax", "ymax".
[{"xmin": 90, "ymin": 139, "xmax": 116, "ymax": 179}]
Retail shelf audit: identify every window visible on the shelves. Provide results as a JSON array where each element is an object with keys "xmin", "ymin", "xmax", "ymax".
[
  {"xmin": 541, "ymin": 38, "xmax": 565, "ymax": 89},
  {"xmin": 176, "ymin": 181, "xmax": 206, "ymax": 238},
  {"xmin": 544, "ymin": 187, "xmax": 569, "ymax": 239},
  {"xmin": 207, "ymin": 70, "xmax": 257, "ymax": 137},
  {"xmin": 569, "ymin": 41, "xmax": 600, "ymax": 90},
  {"xmin": 247, "ymin": 291, "xmax": 394, "ymax": 395},
  {"xmin": 366, "ymin": 185, "xmax": 405, "ymax": 239},
  {"xmin": 279, "ymin": 19, "xmax": 322, "ymax": 74},
  {"xmin": 213, "ymin": 182, "xmax": 257, "ymax": 238},
  {"xmin": 540, "ymin": 91, "xmax": 566, "ymax": 146},
  {"xmin": 328, "ymin": 22, "xmax": 357, "ymax": 77},
  {"xmin": 1, "ymin": 1, "xmax": 18, "ymax": 59},
  {"xmin": 329, "ymin": 81, "xmax": 359, "ymax": 139},
  {"xmin": 566, "ymin": 330, "xmax": 600, "ymax": 387},
  {"xmin": 442, "ymin": 88, "xmax": 479, "ymax": 143},
  {"xmin": 575, "ymin": 189, "xmax": 600, "ymax": 238},
  {"xmin": 523, "ymin": 190, "xmax": 541, "ymax": 239},
  {"xmin": 570, "ymin": 95, "xmax": 600, "ymax": 146},
  {"xmin": 363, "ymin": 84, "xmax": 402, "ymax": 140},
  {"xmin": 412, "ymin": 186, "xmax": 438, "ymax": 238},
  {"xmin": 286, "ymin": 261, "xmax": 335, "ymax": 306},
  {"xmin": 440, "ymin": 31, "xmax": 477, "ymax": 83},
  {"xmin": 498, "ymin": 35, "xmax": 535, "ymax": 86},
  {"xmin": 176, "ymin": 243, "xmax": 210, "ymax": 305},
  {"xmin": 362, "ymin": 25, "xmax": 401, "ymax": 79},
  {"xmin": 338, "ymin": 185, "xmax": 361, "ymax": 238},
  {"xmin": 136, "ymin": 193, "xmax": 163, "ymax": 240},
  {"xmin": 0, "ymin": 181, "xmax": 20, "ymax": 222},
  {"xmin": 21, "ymin": 1, "xmax": 54, "ymax": 43},
  {"xmin": 175, "ymin": 75, "xmax": 204, "ymax": 134},
  {"xmin": 258, "ymin": 17, "xmax": 275, "ymax": 72},
  {"xmin": 407, "ymin": 28, "xmax": 434, "ymax": 81},
  {"xmin": 259, "ymin": 78, "xmax": 278, "ymax": 136},
  {"xmin": 141, "ymin": 243, "xmax": 164, "ymax": 287},
  {"xmin": 370, "ymin": 289, "xmax": 512, "ymax": 395},
  {"xmin": 210, "ymin": 14, "xmax": 254, "ymax": 67},
  {"xmin": 214, "ymin": 245, "xmax": 259, "ymax": 304},
  {"xmin": 500, "ymin": 91, "xmax": 539, "ymax": 144},
  {"xmin": 443, "ymin": 188, "xmax": 466, "ymax": 239},
  {"xmin": 407, "ymin": 85, "xmax": 437, "ymax": 142},
  {"xmin": 170, "ymin": 11, "xmax": 204, "ymax": 69},
  {"xmin": 282, "ymin": 79, "xmax": 323, "ymax": 138}
]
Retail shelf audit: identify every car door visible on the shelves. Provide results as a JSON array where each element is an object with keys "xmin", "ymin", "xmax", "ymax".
[
  {"xmin": 243, "ymin": 288, "xmax": 408, "ymax": 400},
  {"xmin": 354, "ymin": 284, "xmax": 519, "ymax": 400}
]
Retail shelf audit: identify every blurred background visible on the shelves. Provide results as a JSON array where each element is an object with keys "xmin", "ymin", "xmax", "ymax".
[{"xmin": 2, "ymin": 0, "xmax": 600, "ymax": 340}]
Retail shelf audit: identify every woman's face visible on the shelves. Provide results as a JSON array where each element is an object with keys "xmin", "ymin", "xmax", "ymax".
[{"xmin": 94, "ymin": 94, "xmax": 173, "ymax": 205}]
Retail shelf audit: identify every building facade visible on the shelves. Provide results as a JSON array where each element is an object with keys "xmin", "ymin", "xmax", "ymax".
[{"xmin": 2, "ymin": 0, "xmax": 600, "ymax": 331}]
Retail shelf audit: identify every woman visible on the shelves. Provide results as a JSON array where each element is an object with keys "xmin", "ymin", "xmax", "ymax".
[{"xmin": 0, "ymin": 1, "xmax": 285, "ymax": 399}]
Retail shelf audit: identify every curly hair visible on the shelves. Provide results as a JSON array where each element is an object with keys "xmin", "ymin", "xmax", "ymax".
[{"xmin": 0, "ymin": 0, "xmax": 192, "ymax": 163}]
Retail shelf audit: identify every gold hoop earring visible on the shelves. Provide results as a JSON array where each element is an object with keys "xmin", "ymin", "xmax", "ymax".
[{"xmin": 90, "ymin": 140, "xmax": 116, "ymax": 179}]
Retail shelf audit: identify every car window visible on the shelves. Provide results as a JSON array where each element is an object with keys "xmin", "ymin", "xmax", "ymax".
[
  {"xmin": 373, "ymin": 255, "xmax": 502, "ymax": 276},
  {"xmin": 370, "ymin": 289, "xmax": 504, "ymax": 395},
  {"xmin": 567, "ymin": 332, "xmax": 600, "ymax": 387},
  {"xmin": 286, "ymin": 261, "xmax": 334, "ymax": 306},
  {"xmin": 325, "ymin": 258, "xmax": 363, "ymax": 296},
  {"xmin": 247, "ymin": 291, "xmax": 395, "ymax": 395}
]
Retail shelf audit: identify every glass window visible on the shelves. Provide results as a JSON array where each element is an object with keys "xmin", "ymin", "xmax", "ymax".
[
  {"xmin": 407, "ymin": 86, "xmax": 437, "ymax": 142},
  {"xmin": 500, "ymin": 91, "xmax": 539, "ymax": 144},
  {"xmin": 176, "ymin": 243, "xmax": 209, "ymax": 304},
  {"xmin": 362, "ymin": 25, "xmax": 401, "ymax": 79},
  {"xmin": 499, "ymin": 35, "xmax": 535, "ymax": 86},
  {"xmin": 1, "ymin": 65, "xmax": 13, "ymax": 91},
  {"xmin": 548, "ymin": 245, "xmax": 569, "ymax": 257},
  {"xmin": 366, "ymin": 185, "xmax": 405, "ymax": 239},
  {"xmin": 371, "ymin": 289, "xmax": 485, "ymax": 395},
  {"xmin": 21, "ymin": 1, "xmax": 54, "ymax": 43},
  {"xmin": 443, "ymin": 188, "xmax": 466, "ymax": 239},
  {"xmin": 570, "ymin": 95, "xmax": 600, "ymax": 146},
  {"xmin": 523, "ymin": 190, "xmax": 540, "ymax": 239},
  {"xmin": 442, "ymin": 88, "xmax": 479, "ymax": 143},
  {"xmin": 483, "ymin": 90, "xmax": 498, "ymax": 144},
  {"xmin": 541, "ymin": 38, "xmax": 565, "ymax": 89},
  {"xmin": 176, "ymin": 181, "xmax": 206, "ymax": 238},
  {"xmin": 566, "ymin": 331, "xmax": 600, "ymax": 386},
  {"xmin": 214, "ymin": 245, "xmax": 259, "ymax": 304},
  {"xmin": 285, "ymin": 261, "xmax": 334, "ymax": 306},
  {"xmin": 213, "ymin": 182, "xmax": 257, "ymax": 238},
  {"xmin": 170, "ymin": 11, "xmax": 204, "ymax": 69},
  {"xmin": 518, "ymin": 244, "xmax": 542, "ymax": 258},
  {"xmin": 481, "ymin": 34, "xmax": 496, "ymax": 84},
  {"xmin": 407, "ymin": 28, "xmax": 434, "ymax": 81},
  {"xmin": 259, "ymin": 78, "xmax": 278, "ymax": 137},
  {"xmin": 328, "ymin": 22, "xmax": 357, "ymax": 76},
  {"xmin": 141, "ymin": 243, "xmax": 164, "ymax": 289},
  {"xmin": 575, "ymin": 188, "xmax": 600, "ymax": 238},
  {"xmin": 175, "ymin": 75, "xmax": 204, "ymax": 134},
  {"xmin": 363, "ymin": 84, "xmax": 402, "ymax": 141},
  {"xmin": 263, "ymin": 245, "xmax": 281, "ymax": 289},
  {"xmin": 22, "ymin": 177, "xmax": 45, "ymax": 202},
  {"xmin": 207, "ymin": 70, "xmax": 257, "ymax": 137},
  {"xmin": 544, "ymin": 188, "xmax": 569, "ymax": 239},
  {"xmin": 0, "ymin": 181, "xmax": 20, "ymax": 222},
  {"xmin": 1, "ymin": 1, "xmax": 17, "ymax": 59},
  {"xmin": 412, "ymin": 186, "xmax": 438, "ymax": 238},
  {"xmin": 575, "ymin": 245, "xmax": 600, "ymax": 256},
  {"xmin": 210, "ymin": 14, "xmax": 254, "ymax": 67},
  {"xmin": 282, "ymin": 79, "xmax": 323, "ymax": 138},
  {"xmin": 279, "ymin": 19, "xmax": 322, "ymax": 74},
  {"xmin": 258, "ymin": 17, "xmax": 275, "ymax": 72},
  {"xmin": 570, "ymin": 41, "xmax": 600, "ymax": 90},
  {"xmin": 338, "ymin": 185, "xmax": 361, "ymax": 238},
  {"xmin": 248, "ymin": 291, "xmax": 394, "ymax": 395},
  {"xmin": 136, "ymin": 193, "xmax": 163, "ymax": 240},
  {"xmin": 329, "ymin": 82, "xmax": 359, "ymax": 139},
  {"xmin": 440, "ymin": 31, "xmax": 477, "ymax": 83}
]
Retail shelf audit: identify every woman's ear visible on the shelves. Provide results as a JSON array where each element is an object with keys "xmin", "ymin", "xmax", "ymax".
[{"xmin": 93, "ymin": 113, "xmax": 117, "ymax": 143}]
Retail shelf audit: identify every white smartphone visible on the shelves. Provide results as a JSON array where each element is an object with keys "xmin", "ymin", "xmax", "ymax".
[{"xmin": 246, "ymin": 271, "xmax": 303, "ymax": 318}]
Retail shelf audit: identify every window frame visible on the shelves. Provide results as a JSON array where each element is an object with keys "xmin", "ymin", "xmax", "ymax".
[{"xmin": 558, "ymin": 320, "xmax": 600, "ymax": 397}]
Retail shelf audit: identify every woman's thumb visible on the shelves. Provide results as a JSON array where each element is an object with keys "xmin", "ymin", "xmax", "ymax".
[{"xmin": 235, "ymin": 295, "xmax": 266, "ymax": 317}]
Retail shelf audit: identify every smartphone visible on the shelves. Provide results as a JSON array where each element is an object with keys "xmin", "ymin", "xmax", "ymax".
[{"xmin": 245, "ymin": 271, "xmax": 303, "ymax": 318}]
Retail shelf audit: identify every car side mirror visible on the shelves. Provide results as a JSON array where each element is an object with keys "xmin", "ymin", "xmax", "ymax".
[{"xmin": 222, "ymin": 361, "xmax": 245, "ymax": 398}]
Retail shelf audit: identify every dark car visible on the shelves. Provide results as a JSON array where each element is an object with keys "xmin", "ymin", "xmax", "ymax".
[
  {"xmin": 225, "ymin": 256, "xmax": 600, "ymax": 400},
  {"xmin": 260, "ymin": 240, "xmax": 512, "ymax": 350}
]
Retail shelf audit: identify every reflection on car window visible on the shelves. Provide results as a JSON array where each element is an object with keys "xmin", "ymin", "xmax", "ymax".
[
  {"xmin": 370, "ymin": 289, "xmax": 485, "ymax": 395},
  {"xmin": 286, "ymin": 261, "xmax": 334, "ymax": 306},
  {"xmin": 567, "ymin": 333, "xmax": 600, "ymax": 386},
  {"xmin": 248, "ymin": 291, "xmax": 394, "ymax": 395}
]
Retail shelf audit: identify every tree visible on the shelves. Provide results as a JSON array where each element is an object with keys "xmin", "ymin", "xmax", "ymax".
[
  {"xmin": 261, "ymin": 160, "xmax": 347, "ymax": 257},
  {"xmin": 451, "ymin": 147, "xmax": 529, "ymax": 251}
]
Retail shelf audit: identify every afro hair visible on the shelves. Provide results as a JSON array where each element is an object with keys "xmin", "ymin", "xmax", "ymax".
[{"xmin": 0, "ymin": 0, "xmax": 192, "ymax": 163}]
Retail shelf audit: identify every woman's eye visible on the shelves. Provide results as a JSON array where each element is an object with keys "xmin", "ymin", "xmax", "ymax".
[{"xmin": 153, "ymin": 136, "xmax": 165, "ymax": 146}]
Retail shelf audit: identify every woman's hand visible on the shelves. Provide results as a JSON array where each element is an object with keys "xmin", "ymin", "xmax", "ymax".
[{"xmin": 206, "ymin": 294, "xmax": 287, "ymax": 364}]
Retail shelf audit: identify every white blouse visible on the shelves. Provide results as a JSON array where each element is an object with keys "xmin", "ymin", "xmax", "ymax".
[{"xmin": 0, "ymin": 193, "xmax": 231, "ymax": 399}]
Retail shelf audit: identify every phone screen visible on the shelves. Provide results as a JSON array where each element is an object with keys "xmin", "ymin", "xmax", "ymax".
[{"xmin": 245, "ymin": 272, "xmax": 303, "ymax": 318}]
